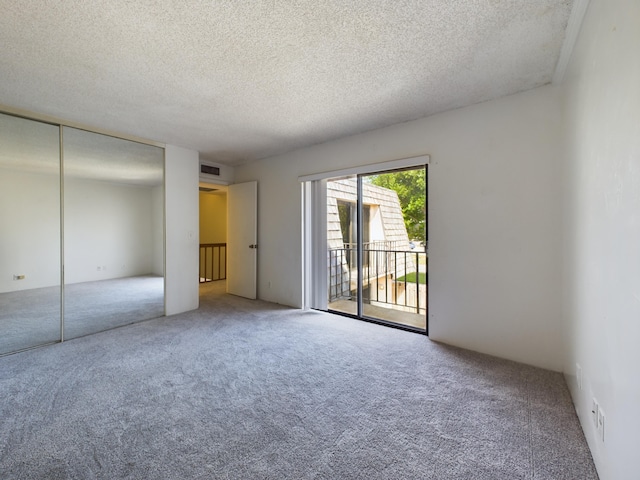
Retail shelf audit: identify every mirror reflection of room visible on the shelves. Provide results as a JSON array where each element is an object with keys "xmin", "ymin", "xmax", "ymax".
[
  {"xmin": 0, "ymin": 113, "xmax": 61, "ymax": 354},
  {"xmin": 62, "ymin": 127, "xmax": 165, "ymax": 340},
  {"xmin": 0, "ymin": 114, "xmax": 166, "ymax": 355}
]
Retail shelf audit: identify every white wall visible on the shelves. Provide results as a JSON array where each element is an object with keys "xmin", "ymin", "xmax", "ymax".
[
  {"xmin": 64, "ymin": 178, "xmax": 156, "ymax": 284},
  {"xmin": 235, "ymin": 84, "xmax": 564, "ymax": 371},
  {"xmin": 0, "ymin": 169, "xmax": 60, "ymax": 292},
  {"xmin": 165, "ymin": 145, "xmax": 199, "ymax": 315},
  {"xmin": 561, "ymin": 0, "xmax": 640, "ymax": 478},
  {"xmin": 0, "ymin": 169, "xmax": 164, "ymax": 291}
]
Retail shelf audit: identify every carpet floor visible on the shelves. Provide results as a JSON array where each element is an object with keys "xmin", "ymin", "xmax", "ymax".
[
  {"xmin": 0, "ymin": 281, "xmax": 598, "ymax": 479},
  {"xmin": 0, "ymin": 275, "xmax": 164, "ymax": 355}
]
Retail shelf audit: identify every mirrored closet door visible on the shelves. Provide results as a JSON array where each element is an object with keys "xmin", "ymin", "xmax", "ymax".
[
  {"xmin": 62, "ymin": 127, "xmax": 165, "ymax": 340},
  {"xmin": 0, "ymin": 113, "xmax": 61, "ymax": 354},
  {"xmin": 0, "ymin": 112, "xmax": 165, "ymax": 355}
]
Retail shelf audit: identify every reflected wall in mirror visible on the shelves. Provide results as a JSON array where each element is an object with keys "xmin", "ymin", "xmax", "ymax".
[
  {"xmin": 62, "ymin": 127, "xmax": 164, "ymax": 339},
  {"xmin": 0, "ymin": 113, "xmax": 61, "ymax": 354}
]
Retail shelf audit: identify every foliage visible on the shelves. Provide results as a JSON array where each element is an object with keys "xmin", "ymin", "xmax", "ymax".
[{"xmin": 369, "ymin": 169, "xmax": 426, "ymax": 242}]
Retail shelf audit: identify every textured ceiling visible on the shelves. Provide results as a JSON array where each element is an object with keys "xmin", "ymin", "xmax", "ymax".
[{"xmin": 0, "ymin": 1, "xmax": 574, "ymax": 166}]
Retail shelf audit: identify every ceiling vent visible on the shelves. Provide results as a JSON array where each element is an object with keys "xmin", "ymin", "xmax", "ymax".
[{"xmin": 200, "ymin": 164, "xmax": 220, "ymax": 176}]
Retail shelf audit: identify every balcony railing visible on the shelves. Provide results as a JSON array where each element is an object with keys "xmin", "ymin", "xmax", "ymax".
[
  {"xmin": 328, "ymin": 247, "xmax": 427, "ymax": 315},
  {"xmin": 199, "ymin": 243, "xmax": 227, "ymax": 283}
]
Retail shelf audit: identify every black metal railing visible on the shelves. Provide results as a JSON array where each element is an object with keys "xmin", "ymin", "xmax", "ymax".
[
  {"xmin": 339, "ymin": 241, "xmax": 402, "ymax": 268},
  {"xmin": 199, "ymin": 243, "xmax": 227, "ymax": 283},
  {"xmin": 328, "ymin": 247, "xmax": 427, "ymax": 314}
]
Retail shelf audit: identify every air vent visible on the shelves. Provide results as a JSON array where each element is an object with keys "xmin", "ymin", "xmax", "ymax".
[{"xmin": 200, "ymin": 164, "xmax": 220, "ymax": 176}]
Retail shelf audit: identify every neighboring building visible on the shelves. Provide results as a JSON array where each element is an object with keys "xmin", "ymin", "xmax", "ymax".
[{"xmin": 327, "ymin": 178, "xmax": 421, "ymax": 309}]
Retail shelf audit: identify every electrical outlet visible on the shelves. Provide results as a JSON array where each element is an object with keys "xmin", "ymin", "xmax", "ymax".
[
  {"xmin": 591, "ymin": 398, "xmax": 599, "ymax": 428},
  {"xmin": 97, "ymin": 266, "xmax": 102, "ymax": 271},
  {"xmin": 576, "ymin": 363, "xmax": 582, "ymax": 390},
  {"xmin": 598, "ymin": 408, "xmax": 605, "ymax": 442},
  {"xmin": 13, "ymin": 274, "xmax": 26, "ymax": 280}
]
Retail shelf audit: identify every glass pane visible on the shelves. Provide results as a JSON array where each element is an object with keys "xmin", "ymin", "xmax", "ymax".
[
  {"xmin": 63, "ymin": 127, "xmax": 164, "ymax": 339},
  {"xmin": 0, "ymin": 113, "xmax": 61, "ymax": 354},
  {"xmin": 361, "ymin": 168, "xmax": 427, "ymax": 330},
  {"xmin": 327, "ymin": 168, "xmax": 427, "ymax": 332},
  {"xmin": 327, "ymin": 176, "xmax": 360, "ymax": 317}
]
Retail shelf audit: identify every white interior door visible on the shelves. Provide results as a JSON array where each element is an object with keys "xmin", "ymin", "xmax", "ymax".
[{"xmin": 227, "ymin": 181, "xmax": 257, "ymax": 299}]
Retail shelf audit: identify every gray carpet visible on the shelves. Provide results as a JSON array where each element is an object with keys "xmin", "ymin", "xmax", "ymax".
[
  {"xmin": 0, "ymin": 275, "xmax": 164, "ymax": 354},
  {"xmin": 0, "ymin": 282, "xmax": 598, "ymax": 479}
]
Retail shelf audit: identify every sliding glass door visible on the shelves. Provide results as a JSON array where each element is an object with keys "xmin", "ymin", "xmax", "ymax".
[
  {"xmin": 327, "ymin": 166, "xmax": 427, "ymax": 332},
  {"xmin": 327, "ymin": 175, "xmax": 362, "ymax": 317}
]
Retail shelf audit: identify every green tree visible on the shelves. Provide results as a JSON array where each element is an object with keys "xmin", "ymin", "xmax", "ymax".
[{"xmin": 369, "ymin": 169, "xmax": 426, "ymax": 242}]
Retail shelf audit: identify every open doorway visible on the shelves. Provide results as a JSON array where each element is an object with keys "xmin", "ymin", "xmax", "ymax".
[
  {"xmin": 199, "ymin": 183, "xmax": 227, "ymax": 286},
  {"xmin": 199, "ymin": 180, "xmax": 258, "ymax": 300}
]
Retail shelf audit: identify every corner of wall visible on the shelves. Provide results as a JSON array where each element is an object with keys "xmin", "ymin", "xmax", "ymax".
[{"xmin": 559, "ymin": 0, "xmax": 640, "ymax": 478}]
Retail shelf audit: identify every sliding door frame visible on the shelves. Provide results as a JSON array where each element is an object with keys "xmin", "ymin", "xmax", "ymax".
[
  {"xmin": 356, "ymin": 175, "xmax": 364, "ymax": 319},
  {"xmin": 301, "ymin": 155, "xmax": 430, "ymax": 334}
]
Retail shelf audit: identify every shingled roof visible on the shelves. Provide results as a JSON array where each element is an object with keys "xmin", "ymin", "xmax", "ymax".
[{"xmin": 327, "ymin": 178, "xmax": 411, "ymax": 251}]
